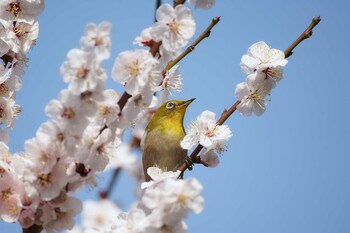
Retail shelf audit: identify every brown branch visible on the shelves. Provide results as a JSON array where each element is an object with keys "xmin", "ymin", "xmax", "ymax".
[
  {"xmin": 162, "ymin": 16, "xmax": 220, "ymax": 76},
  {"xmin": 284, "ymin": 16, "xmax": 321, "ymax": 58},
  {"xmin": 173, "ymin": 0, "xmax": 186, "ymax": 7},
  {"xmin": 99, "ymin": 168, "xmax": 121, "ymax": 199},
  {"xmin": 22, "ymin": 225, "xmax": 43, "ymax": 233},
  {"xmin": 178, "ymin": 16, "xmax": 322, "ymax": 173}
]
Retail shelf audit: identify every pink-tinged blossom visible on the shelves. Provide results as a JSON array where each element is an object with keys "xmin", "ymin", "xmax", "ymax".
[
  {"xmin": 1, "ymin": 18, "xmax": 39, "ymax": 54},
  {"xmin": 45, "ymin": 89, "xmax": 89, "ymax": 135},
  {"xmin": 111, "ymin": 205, "xmax": 150, "ymax": 233},
  {"xmin": 106, "ymin": 143, "xmax": 137, "ymax": 173},
  {"xmin": 93, "ymin": 89, "xmax": 120, "ymax": 129},
  {"xmin": 41, "ymin": 196, "xmax": 82, "ymax": 232},
  {"xmin": 0, "ymin": 160, "xmax": 24, "ymax": 223},
  {"xmin": 0, "ymin": 96, "xmax": 20, "ymax": 128},
  {"xmin": 158, "ymin": 65, "xmax": 183, "ymax": 104},
  {"xmin": 181, "ymin": 110, "xmax": 232, "ymax": 151},
  {"xmin": 152, "ymin": 4, "xmax": 195, "ymax": 52},
  {"xmin": 240, "ymin": 41, "xmax": 288, "ymax": 75},
  {"xmin": 80, "ymin": 21, "xmax": 112, "ymax": 61},
  {"xmin": 141, "ymin": 167, "xmax": 181, "ymax": 189},
  {"xmin": 31, "ymin": 162, "xmax": 68, "ymax": 201},
  {"xmin": 248, "ymin": 64, "xmax": 284, "ymax": 91},
  {"xmin": 235, "ymin": 81, "xmax": 270, "ymax": 116},
  {"xmin": 188, "ymin": 0, "xmax": 215, "ymax": 9},
  {"xmin": 200, "ymin": 149, "xmax": 219, "ymax": 167},
  {"xmin": 143, "ymin": 177, "xmax": 204, "ymax": 227},
  {"xmin": 0, "ymin": 0, "xmax": 44, "ymax": 20},
  {"xmin": 82, "ymin": 199, "xmax": 121, "ymax": 231},
  {"xmin": 134, "ymin": 27, "xmax": 154, "ymax": 48},
  {"xmin": 60, "ymin": 48, "xmax": 105, "ymax": 95},
  {"xmin": 112, "ymin": 49, "xmax": 160, "ymax": 96}
]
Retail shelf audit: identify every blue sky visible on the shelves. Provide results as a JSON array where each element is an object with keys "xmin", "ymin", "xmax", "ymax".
[{"xmin": 2, "ymin": 0, "xmax": 350, "ymax": 232}]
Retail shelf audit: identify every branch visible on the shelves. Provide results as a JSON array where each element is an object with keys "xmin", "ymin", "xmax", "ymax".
[
  {"xmin": 22, "ymin": 225, "xmax": 43, "ymax": 233},
  {"xmin": 161, "ymin": 16, "xmax": 220, "ymax": 76},
  {"xmin": 178, "ymin": 16, "xmax": 322, "ymax": 173},
  {"xmin": 284, "ymin": 16, "xmax": 321, "ymax": 58},
  {"xmin": 99, "ymin": 168, "xmax": 121, "ymax": 199}
]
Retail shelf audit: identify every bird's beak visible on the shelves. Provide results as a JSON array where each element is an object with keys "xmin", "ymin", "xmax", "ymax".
[{"xmin": 180, "ymin": 98, "xmax": 195, "ymax": 108}]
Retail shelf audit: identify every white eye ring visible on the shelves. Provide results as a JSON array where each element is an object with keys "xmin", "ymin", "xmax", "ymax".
[{"xmin": 166, "ymin": 101, "xmax": 175, "ymax": 109}]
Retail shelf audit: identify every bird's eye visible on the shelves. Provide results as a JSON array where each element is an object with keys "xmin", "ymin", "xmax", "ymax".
[{"xmin": 166, "ymin": 101, "xmax": 175, "ymax": 109}]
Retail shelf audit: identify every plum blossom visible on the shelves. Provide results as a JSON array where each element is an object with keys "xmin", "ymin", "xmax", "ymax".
[
  {"xmin": 60, "ymin": 48, "xmax": 106, "ymax": 95},
  {"xmin": 158, "ymin": 65, "xmax": 183, "ymax": 104},
  {"xmin": 141, "ymin": 167, "xmax": 181, "ymax": 189},
  {"xmin": 1, "ymin": 18, "xmax": 39, "ymax": 54},
  {"xmin": 0, "ymin": 0, "xmax": 44, "ymax": 20},
  {"xmin": 41, "ymin": 196, "xmax": 82, "ymax": 232},
  {"xmin": 199, "ymin": 149, "xmax": 219, "ymax": 167},
  {"xmin": 240, "ymin": 41, "xmax": 287, "ymax": 75},
  {"xmin": 152, "ymin": 4, "xmax": 195, "ymax": 52},
  {"xmin": 0, "ymin": 96, "xmax": 20, "ymax": 128},
  {"xmin": 82, "ymin": 199, "xmax": 121, "ymax": 231},
  {"xmin": 142, "ymin": 177, "xmax": 204, "ymax": 227},
  {"xmin": 112, "ymin": 49, "xmax": 160, "ymax": 96},
  {"xmin": 189, "ymin": 0, "xmax": 216, "ymax": 9},
  {"xmin": 80, "ymin": 21, "xmax": 112, "ymax": 61},
  {"xmin": 111, "ymin": 204, "xmax": 150, "ymax": 233},
  {"xmin": 133, "ymin": 27, "xmax": 154, "ymax": 48},
  {"xmin": 235, "ymin": 81, "xmax": 270, "ymax": 116},
  {"xmin": 181, "ymin": 110, "xmax": 232, "ymax": 151}
]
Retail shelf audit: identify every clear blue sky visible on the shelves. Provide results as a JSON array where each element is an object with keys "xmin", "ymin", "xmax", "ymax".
[{"xmin": 2, "ymin": 0, "xmax": 350, "ymax": 232}]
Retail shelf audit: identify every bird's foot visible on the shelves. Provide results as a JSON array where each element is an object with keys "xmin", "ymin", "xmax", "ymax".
[{"xmin": 184, "ymin": 156, "xmax": 194, "ymax": 171}]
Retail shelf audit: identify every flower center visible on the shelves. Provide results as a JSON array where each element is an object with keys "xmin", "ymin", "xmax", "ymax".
[
  {"xmin": 7, "ymin": 2, "xmax": 21, "ymax": 17},
  {"xmin": 128, "ymin": 61, "xmax": 140, "ymax": 77},
  {"xmin": 76, "ymin": 66, "xmax": 89, "ymax": 79},
  {"xmin": 61, "ymin": 107, "xmax": 75, "ymax": 119},
  {"xmin": 1, "ymin": 188, "xmax": 12, "ymax": 201},
  {"xmin": 38, "ymin": 173, "xmax": 51, "ymax": 187},
  {"xmin": 167, "ymin": 20, "xmax": 179, "ymax": 33}
]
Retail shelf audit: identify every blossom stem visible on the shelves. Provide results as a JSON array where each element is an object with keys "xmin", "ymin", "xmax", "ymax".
[
  {"xmin": 173, "ymin": 0, "xmax": 186, "ymax": 7},
  {"xmin": 284, "ymin": 16, "xmax": 321, "ymax": 58},
  {"xmin": 162, "ymin": 16, "xmax": 221, "ymax": 76},
  {"xmin": 99, "ymin": 168, "xmax": 121, "ymax": 199},
  {"xmin": 178, "ymin": 16, "xmax": 321, "ymax": 173},
  {"xmin": 22, "ymin": 225, "xmax": 43, "ymax": 233}
]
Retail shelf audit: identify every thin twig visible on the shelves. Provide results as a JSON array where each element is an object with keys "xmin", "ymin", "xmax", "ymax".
[
  {"xmin": 22, "ymin": 225, "xmax": 43, "ymax": 233},
  {"xmin": 162, "ymin": 16, "xmax": 220, "ymax": 76},
  {"xmin": 284, "ymin": 16, "xmax": 321, "ymax": 58},
  {"xmin": 99, "ymin": 168, "xmax": 121, "ymax": 199},
  {"xmin": 178, "ymin": 16, "xmax": 322, "ymax": 173}
]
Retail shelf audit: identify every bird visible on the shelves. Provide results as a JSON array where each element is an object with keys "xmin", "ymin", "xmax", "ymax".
[{"xmin": 142, "ymin": 98, "xmax": 195, "ymax": 182}]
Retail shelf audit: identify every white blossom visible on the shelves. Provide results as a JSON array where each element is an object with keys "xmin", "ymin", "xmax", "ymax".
[
  {"xmin": 82, "ymin": 199, "xmax": 121, "ymax": 231},
  {"xmin": 240, "ymin": 41, "xmax": 287, "ymax": 75},
  {"xmin": 181, "ymin": 110, "xmax": 232, "ymax": 151},
  {"xmin": 111, "ymin": 49, "xmax": 160, "ymax": 96},
  {"xmin": 60, "ymin": 48, "xmax": 105, "ymax": 95},
  {"xmin": 152, "ymin": 4, "xmax": 195, "ymax": 52},
  {"xmin": 111, "ymin": 205, "xmax": 149, "ymax": 233},
  {"xmin": 80, "ymin": 21, "xmax": 112, "ymax": 61},
  {"xmin": 141, "ymin": 167, "xmax": 181, "ymax": 189},
  {"xmin": 235, "ymin": 81, "xmax": 270, "ymax": 116}
]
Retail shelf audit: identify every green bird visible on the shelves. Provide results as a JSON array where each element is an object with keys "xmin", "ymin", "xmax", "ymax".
[{"xmin": 142, "ymin": 98, "xmax": 195, "ymax": 182}]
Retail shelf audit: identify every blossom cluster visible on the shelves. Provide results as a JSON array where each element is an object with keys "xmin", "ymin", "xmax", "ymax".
[
  {"xmin": 67, "ymin": 168, "xmax": 204, "ymax": 233},
  {"xmin": 0, "ymin": 20, "xmax": 135, "ymax": 232},
  {"xmin": 181, "ymin": 110, "xmax": 232, "ymax": 167},
  {"xmin": 235, "ymin": 41, "xmax": 288, "ymax": 116},
  {"xmin": 0, "ymin": 1, "xmax": 236, "ymax": 232},
  {"xmin": 0, "ymin": 0, "xmax": 44, "ymax": 135}
]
